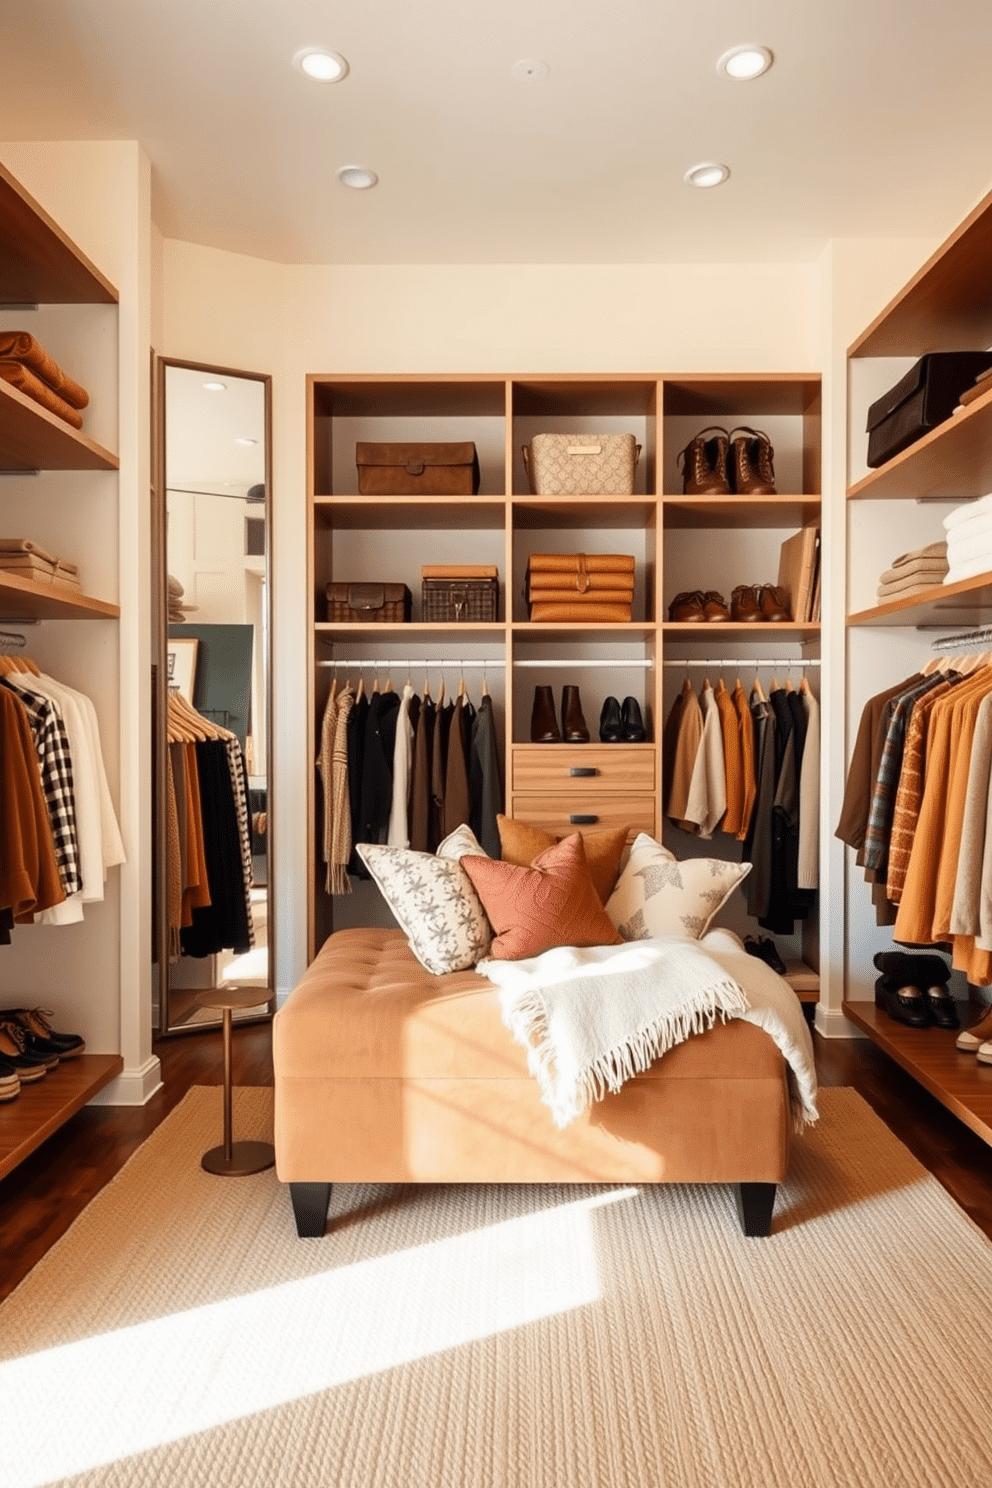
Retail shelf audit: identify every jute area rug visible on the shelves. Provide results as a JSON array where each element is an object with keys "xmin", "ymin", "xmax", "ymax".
[{"xmin": 2, "ymin": 1087, "xmax": 991, "ymax": 1488}]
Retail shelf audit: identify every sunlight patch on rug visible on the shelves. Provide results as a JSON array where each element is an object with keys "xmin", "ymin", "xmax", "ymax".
[{"xmin": 1, "ymin": 1186, "xmax": 635, "ymax": 1487}]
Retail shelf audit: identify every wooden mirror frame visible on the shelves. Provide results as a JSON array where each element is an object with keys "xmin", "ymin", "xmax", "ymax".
[{"xmin": 152, "ymin": 355, "xmax": 274, "ymax": 1036}]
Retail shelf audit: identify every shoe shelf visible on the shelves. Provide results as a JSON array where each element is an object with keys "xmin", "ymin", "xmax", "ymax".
[
  {"xmin": 847, "ymin": 386, "xmax": 992, "ymax": 503},
  {"xmin": 0, "ymin": 378, "xmax": 119, "ymax": 474},
  {"xmin": 843, "ymin": 1001, "xmax": 992, "ymax": 1147},
  {"xmin": 663, "ymin": 495, "xmax": 821, "ymax": 530},
  {"xmin": 0, "ymin": 1054, "xmax": 123, "ymax": 1183},
  {"xmin": 663, "ymin": 620, "xmax": 820, "ymax": 639}
]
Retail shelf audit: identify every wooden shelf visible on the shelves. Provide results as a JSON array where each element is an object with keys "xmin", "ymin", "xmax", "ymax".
[
  {"xmin": 316, "ymin": 621, "xmax": 505, "ymax": 644},
  {"xmin": 513, "ymin": 495, "xmax": 657, "ymax": 528},
  {"xmin": 0, "ymin": 161, "xmax": 118, "ymax": 306},
  {"xmin": 849, "ymin": 186, "xmax": 992, "ymax": 358},
  {"xmin": 848, "ymin": 573, "xmax": 992, "ymax": 629},
  {"xmin": 513, "ymin": 622, "xmax": 656, "ymax": 641},
  {"xmin": 311, "ymin": 375, "xmax": 506, "ymax": 419},
  {"xmin": 0, "ymin": 378, "xmax": 118, "ymax": 472},
  {"xmin": 0, "ymin": 571, "xmax": 119, "ymax": 621},
  {"xmin": 847, "ymin": 387, "xmax": 992, "ymax": 502},
  {"xmin": 0, "ymin": 1054, "xmax": 123, "ymax": 1182},
  {"xmin": 843, "ymin": 1001, "xmax": 992, "ymax": 1147},
  {"xmin": 313, "ymin": 495, "xmax": 505, "ymax": 530},
  {"xmin": 663, "ymin": 620, "xmax": 820, "ymax": 640},
  {"xmin": 663, "ymin": 494, "xmax": 820, "ymax": 529},
  {"xmin": 661, "ymin": 373, "xmax": 822, "ymax": 418},
  {"xmin": 782, "ymin": 959, "xmax": 819, "ymax": 1002}
]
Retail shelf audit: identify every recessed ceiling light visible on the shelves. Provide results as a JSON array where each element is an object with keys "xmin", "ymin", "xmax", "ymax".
[
  {"xmin": 202, "ymin": 380, "xmax": 226, "ymax": 392},
  {"xmin": 684, "ymin": 162, "xmax": 730, "ymax": 189},
  {"xmin": 337, "ymin": 165, "xmax": 379, "ymax": 190},
  {"xmin": 510, "ymin": 58, "xmax": 550, "ymax": 82},
  {"xmin": 717, "ymin": 45, "xmax": 773, "ymax": 80},
  {"xmin": 235, "ymin": 437, "xmax": 257, "ymax": 447},
  {"xmin": 293, "ymin": 48, "xmax": 349, "ymax": 82}
]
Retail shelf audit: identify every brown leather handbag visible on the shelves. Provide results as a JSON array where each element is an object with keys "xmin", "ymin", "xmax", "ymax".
[
  {"xmin": 325, "ymin": 582, "xmax": 412, "ymax": 622},
  {"xmin": 356, "ymin": 442, "xmax": 481, "ymax": 495}
]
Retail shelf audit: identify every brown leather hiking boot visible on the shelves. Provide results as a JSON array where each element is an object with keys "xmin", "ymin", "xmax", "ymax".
[
  {"xmin": 729, "ymin": 427, "xmax": 777, "ymax": 495},
  {"xmin": 677, "ymin": 427, "xmax": 730, "ymax": 495}
]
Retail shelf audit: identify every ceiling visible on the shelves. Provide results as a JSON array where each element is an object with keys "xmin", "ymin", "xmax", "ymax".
[{"xmin": 2, "ymin": 0, "xmax": 990, "ymax": 266}]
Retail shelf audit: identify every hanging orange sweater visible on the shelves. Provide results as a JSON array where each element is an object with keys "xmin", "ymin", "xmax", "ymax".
[{"xmin": 0, "ymin": 688, "xmax": 65, "ymax": 920}]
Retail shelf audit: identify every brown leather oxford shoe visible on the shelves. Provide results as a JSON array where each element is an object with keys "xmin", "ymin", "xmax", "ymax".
[
  {"xmin": 701, "ymin": 590, "xmax": 731, "ymax": 622},
  {"xmin": 759, "ymin": 584, "xmax": 791, "ymax": 622},
  {"xmin": 730, "ymin": 584, "xmax": 763, "ymax": 622},
  {"xmin": 668, "ymin": 590, "xmax": 707, "ymax": 622}
]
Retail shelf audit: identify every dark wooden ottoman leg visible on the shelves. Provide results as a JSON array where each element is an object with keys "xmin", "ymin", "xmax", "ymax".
[
  {"xmin": 289, "ymin": 1182, "xmax": 332, "ymax": 1238},
  {"xmin": 733, "ymin": 1182, "xmax": 776, "ymax": 1238}
]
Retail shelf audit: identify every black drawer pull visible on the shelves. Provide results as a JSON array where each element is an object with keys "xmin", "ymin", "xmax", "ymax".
[
  {"xmin": 569, "ymin": 814, "xmax": 599, "ymax": 825},
  {"xmin": 569, "ymin": 767, "xmax": 598, "ymax": 777}
]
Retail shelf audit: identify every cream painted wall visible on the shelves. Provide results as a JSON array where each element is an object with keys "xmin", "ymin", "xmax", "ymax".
[
  {"xmin": 0, "ymin": 141, "xmax": 158, "ymax": 1101},
  {"xmin": 162, "ymin": 245, "xmax": 823, "ymax": 995}
]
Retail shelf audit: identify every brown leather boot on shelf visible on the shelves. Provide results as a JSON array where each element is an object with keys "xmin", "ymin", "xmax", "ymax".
[
  {"xmin": 530, "ymin": 685, "xmax": 561, "ymax": 742},
  {"xmin": 729, "ymin": 427, "xmax": 777, "ymax": 495},
  {"xmin": 760, "ymin": 584, "xmax": 791, "ymax": 622},
  {"xmin": 677, "ymin": 427, "xmax": 730, "ymax": 495},
  {"xmin": 561, "ymin": 685, "xmax": 590, "ymax": 742},
  {"xmin": 730, "ymin": 584, "xmax": 763, "ymax": 622},
  {"xmin": 668, "ymin": 590, "xmax": 708, "ymax": 622},
  {"xmin": 701, "ymin": 590, "xmax": 731, "ymax": 621}
]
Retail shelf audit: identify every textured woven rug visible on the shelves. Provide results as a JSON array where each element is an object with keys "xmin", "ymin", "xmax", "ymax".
[{"xmin": 2, "ymin": 1086, "xmax": 991, "ymax": 1488}]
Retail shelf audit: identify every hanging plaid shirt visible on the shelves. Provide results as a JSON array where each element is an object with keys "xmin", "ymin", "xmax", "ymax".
[
  {"xmin": 862, "ymin": 674, "xmax": 945, "ymax": 875},
  {"xmin": 0, "ymin": 678, "xmax": 82, "ymax": 897}
]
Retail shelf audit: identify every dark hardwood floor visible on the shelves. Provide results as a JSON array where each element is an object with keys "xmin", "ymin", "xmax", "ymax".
[{"xmin": 0, "ymin": 1018, "xmax": 990, "ymax": 1304}]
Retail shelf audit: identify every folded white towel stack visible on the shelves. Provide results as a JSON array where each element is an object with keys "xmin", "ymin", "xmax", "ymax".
[{"xmin": 943, "ymin": 496, "xmax": 992, "ymax": 584}]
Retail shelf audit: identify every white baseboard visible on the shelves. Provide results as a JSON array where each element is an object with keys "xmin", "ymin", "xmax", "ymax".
[
  {"xmin": 814, "ymin": 1005, "xmax": 866, "ymax": 1040},
  {"xmin": 89, "ymin": 1056, "xmax": 163, "ymax": 1107}
]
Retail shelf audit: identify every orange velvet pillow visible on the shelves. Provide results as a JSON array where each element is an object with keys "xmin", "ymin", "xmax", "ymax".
[
  {"xmin": 461, "ymin": 832, "xmax": 623, "ymax": 961},
  {"xmin": 496, "ymin": 815, "xmax": 628, "ymax": 905}
]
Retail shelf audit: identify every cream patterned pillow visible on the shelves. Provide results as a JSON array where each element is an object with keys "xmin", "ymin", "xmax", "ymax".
[
  {"xmin": 356, "ymin": 830, "xmax": 492, "ymax": 975},
  {"xmin": 604, "ymin": 832, "xmax": 751, "ymax": 941}
]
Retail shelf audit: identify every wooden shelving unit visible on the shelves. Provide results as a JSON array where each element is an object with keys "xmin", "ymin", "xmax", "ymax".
[
  {"xmin": 0, "ymin": 162, "xmax": 123, "ymax": 1186},
  {"xmin": 307, "ymin": 371, "xmax": 823, "ymax": 989},
  {"xmin": 0, "ymin": 1055, "xmax": 123, "ymax": 1182},
  {"xmin": 845, "ymin": 184, "xmax": 992, "ymax": 1147}
]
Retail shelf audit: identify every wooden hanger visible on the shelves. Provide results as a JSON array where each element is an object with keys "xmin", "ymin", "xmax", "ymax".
[
  {"xmin": 356, "ymin": 675, "xmax": 365, "ymax": 702},
  {"xmin": 0, "ymin": 653, "xmax": 41, "ymax": 677},
  {"xmin": 752, "ymin": 675, "xmax": 766, "ymax": 702}
]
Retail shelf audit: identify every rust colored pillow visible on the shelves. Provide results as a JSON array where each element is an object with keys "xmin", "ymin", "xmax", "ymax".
[
  {"xmin": 462, "ymin": 833, "xmax": 623, "ymax": 961},
  {"xmin": 496, "ymin": 815, "xmax": 628, "ymax": 905}
]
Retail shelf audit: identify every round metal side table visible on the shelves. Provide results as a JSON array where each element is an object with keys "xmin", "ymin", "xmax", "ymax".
[{"xmin": 199, "ymin": 986, "xmax": 275, "ymax": 1177}]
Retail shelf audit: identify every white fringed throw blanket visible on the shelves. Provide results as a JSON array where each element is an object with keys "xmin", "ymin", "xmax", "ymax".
[
  {"xmin": 479, "ymin": 936, "xmax": 749, "ymax": 1129},
  {"xmin": 480, "ymin": 931, "xmax": 819, "ymax": 1132}
]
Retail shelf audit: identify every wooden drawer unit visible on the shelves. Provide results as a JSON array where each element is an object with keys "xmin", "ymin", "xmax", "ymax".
[
  {"xmin": 511, "ymin": 745, "xmax": 657, "ymax": 794},
  {"xmin": 507, "ymin": 794, "xmax": 658, "ymax": 838}
]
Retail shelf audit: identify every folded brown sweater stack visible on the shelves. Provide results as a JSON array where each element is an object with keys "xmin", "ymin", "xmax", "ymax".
[
  {"xmin": 0, "ymin": 331, "xmax": 90, "ymax": 430},
  {"xmin": 526, "ymin": 552, "xmax": 635, "ymax": 622},
  {"xmin": 0, "ymin": 538, "xmax": 80, "ymax": 589}
]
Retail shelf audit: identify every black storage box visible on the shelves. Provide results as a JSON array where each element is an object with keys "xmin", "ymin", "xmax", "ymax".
[{"xmin": 866, "ymin": 352, "xmax": 992, "ymax": 468}]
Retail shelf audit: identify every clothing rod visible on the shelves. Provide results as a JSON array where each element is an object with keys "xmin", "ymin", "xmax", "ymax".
[
  {"xmin": 929, "ymin": 627, "xmax": 992, "ymax": 652},
  {"xmin": 662, "ymin": 658, "xmax": 821, "ymax": 668},
  {"xmin": 513, "ymin": 658, "xmax": 653, "ymax": 669},
  {"xmin": 0, "ymin": 629, "xmax": 27, "ymax": 649},
  {"xmin": 318, "ymin": 658, "xmax": 504, "ymax": 669}
]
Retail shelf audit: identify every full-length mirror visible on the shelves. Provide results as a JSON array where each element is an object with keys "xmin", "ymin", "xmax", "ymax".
[{"xmin": 153, "ymin": 359, "xmax": 273, "ymax": 1034}]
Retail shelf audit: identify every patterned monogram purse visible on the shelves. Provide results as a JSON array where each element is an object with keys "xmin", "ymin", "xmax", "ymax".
[{"xmin": 522, "ymin": 433, "xmax": 640, "ymax": 495}]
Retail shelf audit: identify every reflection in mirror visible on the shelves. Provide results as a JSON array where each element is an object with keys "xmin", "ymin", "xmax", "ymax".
[{"xmin": 154, "ymin": 361, "xmax": 273, "ymax": 1034}]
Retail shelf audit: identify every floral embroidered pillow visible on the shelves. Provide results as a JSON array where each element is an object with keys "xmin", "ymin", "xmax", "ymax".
[
  {"xmin": 357, "ymin": 828, "xmax": 492, "ymax": 975},
  {"xmin": 604, "ymin": 832, "xmax": 751, "ymax": 942}
]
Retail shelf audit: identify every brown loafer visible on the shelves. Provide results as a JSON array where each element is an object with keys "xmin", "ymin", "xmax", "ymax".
[
  {"xmin": 760, "ymin": 584, "xmax": 791, "ymax": 622},
  {"xmin": 701, "ymin": 590, "xmax": 731, "ymax": 622},
  {"xmin": 668, "ymin": 590, "xmax": 707, "ymax": 622},
  {"xmin": 730, "ymin": 584, "xmax": 763, "ymax": 622}
]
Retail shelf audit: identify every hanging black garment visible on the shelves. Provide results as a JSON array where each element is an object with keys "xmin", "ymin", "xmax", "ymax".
[
  {"xmin": 408, "ymin": 695, "xmax": 435, "ymax": 853},
  {"xmin": 180, "ymin": 739, "xmax": 251, "ymax": 958},
  {"xmin": 758, "ymin": 688, "xmax": 813, "ymax": 936},
  {"xmin": 346, "ymin": 691, "xmax": 370, "ymax": 875},
  {"xmin": 743, "ymin": 695, "xmax": 776, "ymax": 918},
  {"xmin": 470, "ymin": 694, "xmax": 504, "ymax": 858},
  {"xmin": 429, "ymin": 701, "xmax": 454, "ymax": 852},
  {"xmin": 357, "ymin": 690, "xmax": 401, "ymax": 847}
]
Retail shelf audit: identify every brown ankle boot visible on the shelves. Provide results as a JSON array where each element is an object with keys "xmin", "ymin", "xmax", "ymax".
[
  {"xmin": 677, "ymin": 427, "xmax": 730, "ymax": 495},
  {"xmin": 530, "ymin": 685, "xmax": 561, "ymax": 742},
  {"xmin": 561, "ymin": 685, "xmax": 590, "ymax": 742},
  {"xmin": 729, "ymin": 427, "xmax": 777, "ymax": 495}
]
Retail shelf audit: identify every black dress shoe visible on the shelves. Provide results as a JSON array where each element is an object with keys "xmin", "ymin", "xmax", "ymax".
[
  {"xmin": 743, "ymin": 935, "xmax": 787, "ymax": 975},
  {"xmin": 875, "ymin": 978, "xmax": 930, "ymax": 1028},
  {"xmin": 530, "ymin": 685, "xmax": 561, "ymax": 742},
  {"xmin": 921, "ymin": 984, "xmax": 960, "ymax": 1029},
  {"xmin": 621, "ymin": 696, "xmax": 646, "ymax": 742},
  {"xmin": 599, "ymin": 696, "xmax": 623, "ymax": 742}
]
